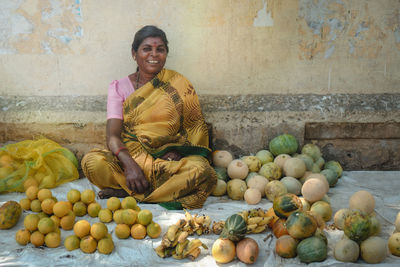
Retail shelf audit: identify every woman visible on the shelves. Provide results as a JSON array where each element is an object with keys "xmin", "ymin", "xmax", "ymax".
[{"xmin": 81, "ymin": 25, "xmax": 217, "ymax": 209}]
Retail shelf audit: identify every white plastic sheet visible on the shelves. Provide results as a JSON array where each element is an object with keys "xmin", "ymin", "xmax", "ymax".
[{"xmin": 1, "ymin": 171, "xmax": 400, "ymax": 266}]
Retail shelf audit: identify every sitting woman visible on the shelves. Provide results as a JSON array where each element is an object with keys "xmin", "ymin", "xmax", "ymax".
[{"xmin": 81, "ymin": 25, "xmax": 217, "ymax": 209}]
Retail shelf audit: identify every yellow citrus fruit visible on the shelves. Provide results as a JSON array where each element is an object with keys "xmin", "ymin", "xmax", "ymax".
[
  {"xmin": 130, "ymin": 224, "xmax": 146, "ymax": 239},
  {"xmin": 87, "ymin": 202, "xmax": 101, "ymax": 217},
  {"xmin": 41, "ymin": 198, "xmax": 56, "ymax": 215},
  {"xmin": 53, "ymin": 201, "xmax": 70, "ymax": 218},
  {"xmin": 38, "ymin": 217, "xmax": 55, "ymax": 234},
  {"xmin": 64, "ymin": 235, "xmax": 80, "ymax": 251},
  {"xmin": 53, "ymin": 226, "xmax": 61, "ymax": 234},
  {"xmin": 23, "ymin": 178, "xmax": 39, "ymax": 191},
  {"xmin": 115, "ymin": 224, "xmax": 131, "ymax": 239},
  {"xmin": 122, "ymin": 209, "xmax": 137, "ymax": 225},
  {"xmin": 26, "ymin": 185, "xmax": 39, "ymax": 200},
  {"xmin": 67, "ymin": 189, "xmax": 81, "ymax": 204},
  {"xmin": 80, "ymin": 189, "xmax": 95, "ymax": 205},
  {"xmin": 73, "ymin": 201, "xmax": 87, "ymax": 217},
  {"xmin": 121, "ymin": 196, "xmax": 137, "ymax": 209},
  {"xmin": 137, "ymin": 209, "xmax": 153, "ymax": 226},
  {"xmin": 15, "ymin": 229, "xmax": 31, "ymax": 245},
  {"xmin": 80, "ymin": 235, "xmax": 97, "ymax": 254},
  {"xmin": 24, "ymin": 213, "xmax": 40, "ymax": 232},
  {"xmin": 44, "ymin": 232, "xmax": 61, "ymax": 248},
  {"xmin": 40, "ymin": 175, "xmax": 56, "ymax": 188},
  {"xmin": 19, "ymin": 198, "xmax": 31, "ymax": 211},
  {"xmin": 30, "ymin": 231, "xmax": 45, "ymax": 247},
  {"xmin": 134, "ymin": 205, "xmax": 141, "ymax": 212},
  {"xmin": 147, "ymin": 222, "xmax": 161, "ymax": 239},
  {"xmin": 50, "ymin": 215, "xmax": 60, "ymax": 228},
  {"xmin": 37, "ymin": 212, "xmax": 48, "ymax": 219},
  {"xmin": 90, "ymin": 222, "xmax": 108, "ymax": 240},
  {"xmin": 97, "ymin": 237, "xmax": 114, "ymax": 254},
  {"xmin": 30, "ymin": 199, "xmax": 42, "ymax": 212},
  {"xmin": 106, "ymin": 197, "xmax": 121, "ymax": 211},
  {"xmin": 73, "ymin": 220, "xmax": 91, "ymax": 238},
  {"xmin": 113, "ymin": 209, "xmax": 124, "ymax": 224},
  {"xmin": 60, "ymin": 213, "xmax": 76, "ymax": 230},
  {"xmin": 98, "ymin": 209, "xmax": 113, "ymax": 223},
  {"xmin": 37, "ymin": 188, "xmax": 52, "ymax": 202}
]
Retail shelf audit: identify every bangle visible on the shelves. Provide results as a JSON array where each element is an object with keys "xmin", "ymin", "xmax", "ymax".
[{"xmin": 114, "ymin": 147, "xmax": 128, "ymax": 157}]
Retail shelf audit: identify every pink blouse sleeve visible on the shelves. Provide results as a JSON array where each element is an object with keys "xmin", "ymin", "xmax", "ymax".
[{"xmin": 107, "ymin": 80, "xmax": 124, "ymax": 120}]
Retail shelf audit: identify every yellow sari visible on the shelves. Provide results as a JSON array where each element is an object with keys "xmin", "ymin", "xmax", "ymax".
[{"xmin": 82, "ymin": 69, "xmax": 217, "ymax": 209}]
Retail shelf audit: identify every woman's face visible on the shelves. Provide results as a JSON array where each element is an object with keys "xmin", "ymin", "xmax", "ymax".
[{"xmin": 133, "ymin": 37, "xmax": 167, "ymax": 76}]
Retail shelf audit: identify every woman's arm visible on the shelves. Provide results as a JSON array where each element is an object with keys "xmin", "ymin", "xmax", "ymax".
[{"xmin": 106, "ymin": 119, "xmax": 149, "ymax": 193}]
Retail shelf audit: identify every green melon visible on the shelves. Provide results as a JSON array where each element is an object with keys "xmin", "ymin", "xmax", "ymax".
[
  {"xmin": 297, "ymin": 236, "xmax": 327, "ymax": 263},
  {"xmin": 324, "ymin": 160, "xmax": 343, "ymax": 178},
  {"xmin": 269, "ymin": 134, "xmax": 299, "ymax": 156}
]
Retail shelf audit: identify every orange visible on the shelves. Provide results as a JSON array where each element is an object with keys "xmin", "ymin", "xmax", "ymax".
[
  {"xmin": 146, "ymin": 222, "xmax": 161, "ymax": 239},
  {"xmin": 23, "ymin": 178, "xmax": 38, "ymax": 192},
  {"xmin": 53, "ymin": 201, "xmax": 70, "ymax": 218},
  {"xmin": 26, "ymin": 185, "xmax": 39, "ymax": 200},
  {"xmin": 80, "ymin": 235, "xmax": 97, "ymax": 254},
  {"xmin": 121, "ymin": 196, "xmax": 137, "ymax": 209},
  {"xmin": 50, "ymin": 215, "xmax": 60, "ymax": 228},
  {"xmin": 73, "ymin": 220, "xmax": 91, "ymax": 238},
  {"xmin": 60, "ymin": 213, "xmax": 75, "ymax": 230},
  {"xmin": 106, "ymin": 197, "xmax": 121, "ymax": 211},
  {"xmin": 98, "ymin": 209, "xmax": 113, "ymax": 223},
  {"xmin": 67, "ymin": 189, "xmax": 81, "ymax": 204},
  {"xmin": 15, "ymin": 229, "xmax": 31, "ymax": 245},
  {"xmin": 113, "ymin": 209, "xmax": 124, "ymax": 224},
  {"xmin": 30, "ymin": 231, "xmax": 45, "ymax": 247},
  {"xmin": 87, "ymin": 202, "xmax": 101, "ymax": 217},
  {"xmin": 41, "ymin": 198, "xmax": 56, "ymax": 215},
  {"xmin": 115, "ymin": 224, "xmax": 131, "ymax": 239},
  {"xmin": 73, "ymin": 201, "xmax": 87, "ymax": 217},
  {"xmin": 80, "ymin": 189, "xmax": 95, "ymax": 205},
  {"xmin": 122, "ymin": 209, "xmax": 137, "ymax": 226},
  {"xmin": 137, "ymin": 209, "xmax": 153, "ymax": 226},
  {"xmin": 90, "ymin": 222, "xmax": 108, "ymax": 240},
  {"xmin": 130, "ymin": 224, "xmax": 146, "ymax": 239},
  {"xmin": 44, "ymin": 232, "xmax": 61, "ymax": 248},
  {"xmin": 37, "ymin": 188, "xmax": 52, "ymax": 202},
  {"xmin": 19, "ymin": 198, "xmax": 31, "ymax": 211},
  {"xmin": 37, "ymin": 217, "xmax": 55, "ymax": 234},
  {"xmin": 64, "ymin": 235, "xmax": 80, "ymax": 251},
  {"xmin": 24, "ymin": 213, "xmax": 40, "ymax": 232},
  {"xmin": 30, "ymin": 199, "xmax": 42, "ymax": 212},
  {"xmin": 97, "ymin": 237, "xmax": 114, "ymax": 254}
]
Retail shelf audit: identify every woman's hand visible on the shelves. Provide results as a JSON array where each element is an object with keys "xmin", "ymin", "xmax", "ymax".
[
  {"xmin": 124, "ymin": 165, "xmax": 149, "ymax": 194},
  {"xmin": 161, "ymin": 151, "xmax": 182, "ymax": 161}
]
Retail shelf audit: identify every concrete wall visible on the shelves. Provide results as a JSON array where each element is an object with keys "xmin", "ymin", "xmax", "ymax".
[{"xmin": 1, "ymin": 0, "xmax": 400, "ymax": 169}]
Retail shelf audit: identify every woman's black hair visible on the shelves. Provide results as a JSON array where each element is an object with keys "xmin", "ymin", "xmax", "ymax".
[{"xmin": 131, "ymin": 25, "xmax": 169, "ymax": 53}]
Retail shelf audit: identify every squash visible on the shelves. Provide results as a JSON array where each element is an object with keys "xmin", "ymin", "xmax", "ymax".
[
  {"xmin": 212, "ymin": 238, "xmax": 236, "ymax": 263},
  {"xmin": 334, "ymin": 208, "xmax": 351, "ymax": 230},
  {"xmin": 273, "ymin": 154, "xmax": 291, "ymax": 169},
  {"xmin": 283, "ymin": 158, "xmax": 306, "ymax": 178},
  {"xmin": 236, "ymin": 237, "xmax": 259, "ymax": 264},
  {"xmin": 244, "ymin": 188, "xmax": 261, "ymax": 205},
  {"xmin": 246, "ymin": 175, "xmax": 268, "ymax": 197},
  {"xmin": 227, "ymin": 179, "xmax": 247, "ymax": 200},
  {"xmin": 360, "ymin": 236, "xmax": 387, "ymax": 263},
  {"xmin": 0, "ymin": 201, "xmax": 22, "ymax": 229},
  {"xmin": 269, "ymin": 134, "xmax": 298, "ymax": 156},
  {"xmin": 313, "ymin": 228, "xmax": 327, "ymax": 244},
  {"xmin": 368, "ymin": 213, "xmax": 381, "ymax": 236},
  {"xmin": 286, "ymin": 211, "xmax": 317, "ymax": 239},
  {"xmin": 320, "ymin": 169, "xmax": 338, "ymax": 187},
  {"xmin": 280, "ymin": 176, "xmax": 302, "ymax": 195},
  {"xmin": 324, "ymin": 160, "xmax": 343, "ymax": 178},
  {"xmin": 343, "ymin": 210, "xmax": 371, "ymax": 243},
  {"xmin": 299, "ymin": 197, "xmax": 310, "ymax": 211},
  {"xmin": 294, "ymin": 154, "xmax": 314, "ymax": 171},
  {"xmin": 388, "ymin": 232, "xmax": 400, "ymax": 256},
  {"xmin": 220, "ymin": 214, "xmax": 247, "ymax": 242},
  {"xmin": 241, "ymin": 156, "xmax": 262, "ymax": 173},
  {"xmin": 349, "ymin": 190, "xmax": 375, "ymax": 215},
  {"xmin": 310, "ymin": 201, "xmax": 332, "ymax": 222},
  {"xmin": 212, "ymin": 150, "xmax": 233, "ymax": 168},
  {"xmin": 214, "ymin": 166, "xmax": 228, "ymax": 182},
  {"xmin": 258, "ymin": 162, "xmax": 282, "ymax": 181},
  {"xmin": 297, "ymin": 236, "xmax": 327, "ymax": 263},
  {"xmin": 255, "ymin": 150, "xmax": 274, "ymax": 164},
  {"xmin": 334, "ymin": 238, "xmax": 360, "ymax": 262},
  {"xmin": 227, "ymin": 159, "xmax": 248, "ymax": 180},
  {"xmin": 275, "ymin": 235, "xmax": 298, "ymax": 258},
  {"xmin": 212, "ymin": 179, "xmax": 227, "ymax": 196},
  {"xmin": 265, "ymin": 207, "xmax": 279, "ymax": 228},
  {"xmin": 265, "ymin": 180, "xmax": 287, "ymax": 202},
  {"xmin": 301, "ymin": 144, "xmax": 321, "ymax": 162},
  {"xmin": 272, "ymin": 218, "xmax": 289, "ymax": 238},
  {"xmin": 301, "ymin": 178, "xmax": 327, "ymax": 203},
  {"xmin": 273, "ymin": 193, "xmax": 302, "ymax": 219}
]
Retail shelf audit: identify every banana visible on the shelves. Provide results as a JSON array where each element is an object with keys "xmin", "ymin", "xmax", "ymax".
[
  {"xmin": 257, "ymin": 208, "xmax": 266, "ymax": 217},
  {"xmin": 167, "ymin": 225, "xmax": 179, "ymax": 241},
  {"xmin": 239, "ymin": 210, "xmax": 249, "ymax": 223},
  {"xmin": 175, "ymin": 239, "xmax": 189, "ymax": 256},
  {"xmin": 183, "ymin": 239, "xmax": 204, "ymax": 257},
  {"xmin": 248, "ymin": 208, "xmax": 260, "ymax": 217},
  {"xmin": 258, "ymin": 216, "xmax": 272, "ymax": 226},
  {"xmin": 247, "ymin": 223, "xmax": 258, "ymax": 232},
  {"xmin": 212, "ymin": 221, "xmax": 225, "ymax": 235},
  {"xmin": 172, "ymin": 230, "xmax": 182, "ymax": 247},
  {"xmin": 155, "ymin": 245, "xmax": 166, "ymax": 258},
  {"xmin": 175, "ymin": 219, "xmax": 186, "ymax": 227},
  {"xmin": 253, "ymin": 224, "xmax": 267, "ymax": 233},
  {"xmin": 203, "ymin": 216, "xmax": 212, "ymax": 227},
  {"xmin": 184, "ymin": 209, "xmax": 193, "ymax": 222},
  {"xmin": 248, "ymin": 216, "xmax": 263, "ymax": 225},
  {"xmin": 177, "ymin": 231, "xmax": 189, "ymax": 243},
  {"xmin": 188, "ymin": 247, "xmax": 201, "ymax": 261},
  {"xmin": 195, "ymin": 228, "xmax": 203, "ymax": 235},
  {"xmin": 194, "ymin": 215, "xmax": 205, "ymax": 225}
]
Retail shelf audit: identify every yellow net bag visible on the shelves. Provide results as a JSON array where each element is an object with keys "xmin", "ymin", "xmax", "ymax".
[{"xmin": 0, "ymin": 138, "xmax": 79, "ymax": 192}]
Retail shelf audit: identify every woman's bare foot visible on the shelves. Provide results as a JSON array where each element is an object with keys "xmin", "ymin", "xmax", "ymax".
[{"xmin": 98, "ymin": 188, "xmax": 129, "ymax": 199}]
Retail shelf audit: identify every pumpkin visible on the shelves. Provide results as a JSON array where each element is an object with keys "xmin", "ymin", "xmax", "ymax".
[
  {"xmin": 273, "ymin": 193, "xmax": 302, "ymax": 219},
  {"xmin": 227, "ymin": 179, "xmax": 247, "ymax": 200},
  {"xmin": 295, "ymin": 154, "xmax": 314, "ymax": 171},
  {"xmin": 320, "ymin": 169, "xmax": 338, "ymax": 187},
  {"xmin": 212, "ymin": 150, "xmax": 233, "ymax": 168},
  {"xmin": 286, "ymin": 211, "xmax": 317, "ymax": 239},
  {"xmin": 244, "ymin": 188, "xmax": 261, "ymax": 205},
  {"xmin": 275, "ymin": 235, "xmax": 298, "ymax": 258},
  {"xmin": 273, "ymin": 154, "xmax": 291, "ymax": 169},
  {"xmin": 280, "ymin": 176, "xmax": 302, "ymax": 195},
  {"xmin": 212, "ymin": 179, "xmax": 227, "ymax": 196},
  {"xmin": 343, "ymin": 210, "xmax": 371, "ymax": 243},
  {"xmin": 258, "ymin": 162, "xmax": 282, "ymax": 181},
  {"xmin": 212, "ymin": 238, "xmax": 236, "ymax": 264},
  {"xmin": 265, "ymin": 180, "xmax": 287, "ymax": 201},
  {"xmin": 255, "ymin": 150, "xmax": 274, "ymax": 164},
  {"xmin": 310, "ymin": 201, "xmax": 332, "ymax": 222},
  {"xmin": 246, "ymin": 175, "xmax": 268, "ymax": 197},
  {"xmin": 220, "ymin": 214, "xmax": 247, "ymax": 242},
  {"xmin": 301, "ymin": 143, "xmax": 321, "ymax": 162},
  {"xmin": 265, "ymin": 207, "xmax": 279, "ymax": 228},
  {"xmin": 297, "ymin": 236, "xmax": 327, "ymax": 263},
  {"xmin": 236, "ymin": 237, "xmax": 259, "ymax": 264},
  {"xmin": 241, "ymin": 156, "xmax": 262, "ymax": 173},
  {"xmin": 349, "ymin": 190, "xmax": 375, "ymax": 215},
  {"xmin": 360, "ymin": 236, "xmax": 387, "ymax": 263},
  {"xmin": 227, "ymin": 159, "xmax": 249, "ymax": 180},
  {"xmin": 283, "ymin": 158, "xmax": 306, "ymax": 178},
  {"xmin": 324, "ymin": 160, "xmax": 343, "ymax": 178},
  {"xmin": 334, "ymin": 238, "xmax": 360, "ymax": 262},
  {"xmin": 0, "ymin": 201, "xmax": 22, "ymax": 229},
  {"xmin": 272, "ymin": 218, "xmax": 289, "ymax": 238},
  {"xmin": 269, "ymin": 134, "xmax": 298, "ymax": 156},
  {"xmin": 214, "ymin": 166, "xmax": 228, "ymax": 182},
  {"xmin": 388, "ymin": 232, "xmax": 400, "ymax": 256}
]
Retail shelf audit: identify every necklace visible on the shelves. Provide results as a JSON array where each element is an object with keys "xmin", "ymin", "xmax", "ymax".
[{"xmin": 136, "ymin": 71, "xmax": 140, "ymax": 89}]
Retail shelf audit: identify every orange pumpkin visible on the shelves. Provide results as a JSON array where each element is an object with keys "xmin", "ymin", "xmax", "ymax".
[
  {"xmin": 275, "ymin": 235, "xmax": 299, "ymax": 258},
  {"xmin": 272, "ymin": 218, "xmax": 289, "ymax": 238}
]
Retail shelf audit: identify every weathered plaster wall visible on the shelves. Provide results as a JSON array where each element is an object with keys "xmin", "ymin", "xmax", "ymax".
[{"xmin": 1, "ymin": 0, "xmax": 400, "ymax": 169}]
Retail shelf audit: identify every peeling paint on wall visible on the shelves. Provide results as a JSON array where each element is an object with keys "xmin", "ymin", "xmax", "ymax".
[
  {"xmin": 0, "ymin": 0, "xmax": 83, "ymax": 54},
  {"xmin": 253, "ymin": 0, "xmax": 274, "ymax": 27}
]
